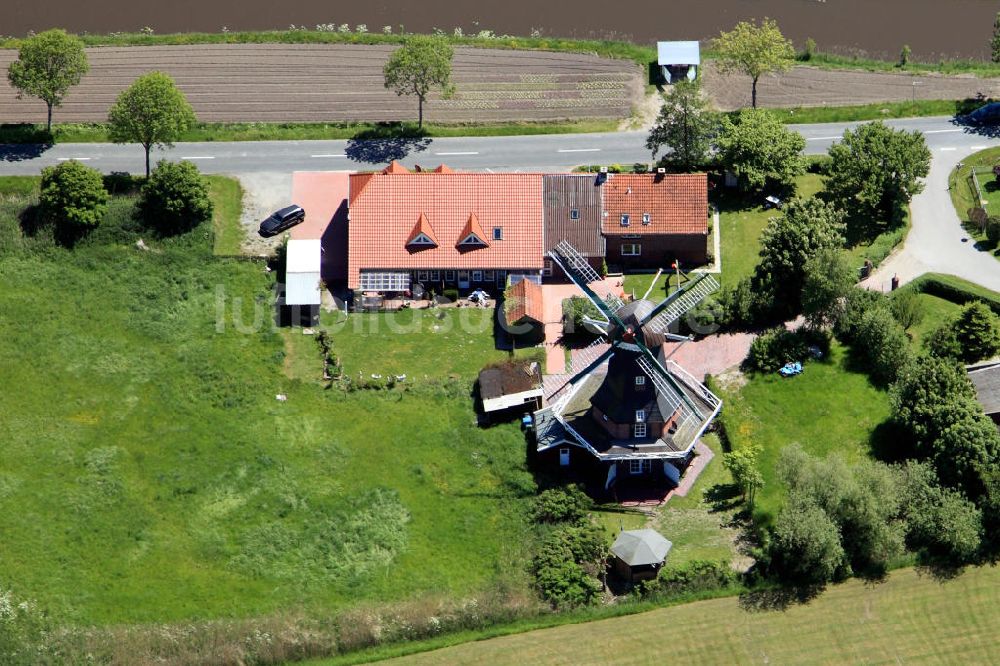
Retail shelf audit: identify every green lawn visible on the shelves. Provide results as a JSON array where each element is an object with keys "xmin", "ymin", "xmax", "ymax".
[
  {"xmin": 714, "ymin": 342, "xmax": 892, "ymax": 520},
  {"xmin": 207, "ymin": 175, "xmax": 245, "ymax": 255},
  {"xmin": 0, "ymin": 178, "xmax": 536, "ymax": 627},
  {"xmin": 949, "ymin": 148, "xmax": 1000, "ymax": 261},
  {"xmin": 906, "ymin": 293, "xmax": 964, "ymax": 347},
  {"xmin": 591, "ymin": 436, "xmax": 740, "ymax": 569},
  {"xmin": 375, "ymin": 565, "xmax": 1000, "ymax": 666}
]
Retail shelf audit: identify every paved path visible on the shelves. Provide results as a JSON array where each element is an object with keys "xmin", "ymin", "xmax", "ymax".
[
  {"xmin": 540, "ymin": 277, "xmax": 624, "ymax": 374},
  {"xmin": 866, "ymin": 147, "xmax": 1000, "ymax": 293}
]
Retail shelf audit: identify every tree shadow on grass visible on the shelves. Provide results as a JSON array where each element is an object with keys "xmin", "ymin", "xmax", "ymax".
[
  {"xmin": 704, "ymin": 482, "xmax": 742, "ymax": 513},
  {"xmin": 345, "ymin": 122, "xmax": 431, "ymax": 165},
  {"xmin": 738, "ymin": 584, "xmax": 825, "ymax": 613}
]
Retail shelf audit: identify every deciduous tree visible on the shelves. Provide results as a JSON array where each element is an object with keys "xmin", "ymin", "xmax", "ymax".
[
  {"xmin": 713, "ymin": 19, "xmax": 795, "ymax": 108},
  {"xmin": 383, "ymin": 35, "xmax": 454, "ymax": 129},
  {"xmin": 107, "ymin": 72, "xmax": 196, "ymax": 177},
  {"xmin": 7, "ymin": 29, "xmax": 89, "ymax": 133},
  {"xmin": 802, "ymin": 249, "xmax": 855, "ymax": 329},
  {"xmin": 646, "ymin": 81, "xmax": 719, "ymax": 171},
  {"xmin": 825, "ymin": 121, "xmax": 931, "ymax": 229},
  {"xmin": 715, "ymin": 108, "xmax": 805, "ymax": 192},
  {"xmin": 767, "ymin": 496, "xmax": 845, "ymax": 585},
  {"xmin": 753, "ymin": 197, "xmax": 845, "ymax": 316},
  {"xmin": 723, "ymin": 445, "xmax": 764, "ymax": 508}
]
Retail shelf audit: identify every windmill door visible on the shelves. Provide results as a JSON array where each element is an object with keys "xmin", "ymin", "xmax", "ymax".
[
  {"xmin": 559, "ymin": 447, "xmax": 570, "ymax": 466},
  {"xmin": 458, "ymin": 270, "xmax": 470, "ymax": 289}
]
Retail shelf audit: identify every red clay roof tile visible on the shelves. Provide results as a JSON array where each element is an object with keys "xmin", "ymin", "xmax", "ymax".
[
  {"xmin": 505, "ymin": 278, "xmax": 544, "ymax": 326},
  {"xmin": 602, "ymin": 173, "xmax": 707, "ymax": 236},
  {"xmin": 382, "ymin": 160, "xmax": 410, "ymax": 174},
  {"xmin": 348, "ymin": 172, "xmax": 544, "ymax": 288},
  {"xmin": 407, "ymin": 212, "xmax": 439, "ymax": 246}
]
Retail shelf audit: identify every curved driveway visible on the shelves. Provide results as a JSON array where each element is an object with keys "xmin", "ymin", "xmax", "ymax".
[{"xmin": 0, "ymin": 116, "xmax": 997, "ymax": 291}]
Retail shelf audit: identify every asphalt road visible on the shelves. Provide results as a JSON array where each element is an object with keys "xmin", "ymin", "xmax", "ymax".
[{"xmin": 1, "ymin": 116, "xmax": 998, "ymax": 175}]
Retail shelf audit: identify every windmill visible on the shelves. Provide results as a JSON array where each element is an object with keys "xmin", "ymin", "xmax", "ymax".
[{"xmin": 534, "ymin": 240, "xmax": 723, "ymax": 488}]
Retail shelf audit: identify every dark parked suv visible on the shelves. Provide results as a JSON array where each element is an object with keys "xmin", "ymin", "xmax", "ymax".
[{"xmin": 258, "ymin": 205, "xmax": 306, "ymax": 237}]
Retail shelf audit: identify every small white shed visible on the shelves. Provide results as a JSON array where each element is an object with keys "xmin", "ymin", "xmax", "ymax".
[
  {"xmin": 285, "ymin": 238, "xmax": 322, "ymax": 306},
  {"xmin": 657, "ymin": 41, "xmax": 700, "ymax": 83}
]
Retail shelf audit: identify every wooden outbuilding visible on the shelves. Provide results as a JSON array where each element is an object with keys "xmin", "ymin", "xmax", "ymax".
[{"xmin": 610, "ymin": 528, "xmax": 672, "ymax": 583}]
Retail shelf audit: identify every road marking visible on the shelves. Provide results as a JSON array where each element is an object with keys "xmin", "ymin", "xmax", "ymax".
[
  {"xmin": 435, "ymin": 151, "xmax": 479, "ymax": 156},
  {"xmin": 971, "ymin": 145, "xmax": 988, "ymax": 150},
  {"xmin": 924, "ymin": 128, "xmax": 963, "ymax": 134},
  {"xmin": 940, "ymin": 147, "xmax": 957, "ymax": 151},
  {"xmin": 805, "ymin": 136, "xmax": 842, "ymax": 141},
  {"xmin": 57, "ymin": 157, "xmax": 92, "ymax": 161},
  {"xmin": 181, "ymin": 156, "xmax": 215, "ymax": 160},
  {"xmin": 311, "ymin": 154, "xmax": 346, "ymax": 158},
  {"xmin": 557, "ymin": 148, "xmax": 601, "ymax": 153}
]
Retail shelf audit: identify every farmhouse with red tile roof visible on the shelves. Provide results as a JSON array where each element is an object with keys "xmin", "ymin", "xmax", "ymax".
[
  {"xmin": 601, "ymin": 172, "xmax": 709, "ymax": 269},
  {"xmin": 344, "ymin": 166, "xmax": 708, "ymax": 293}
]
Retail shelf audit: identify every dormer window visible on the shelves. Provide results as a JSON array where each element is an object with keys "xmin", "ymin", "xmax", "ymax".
[
  {"xmin": 620, "ymin": 213, "xmax": 630, "ymax": 227},
  {"xmin": 642, "ymin": 213, "xmax": 651, "ymax": 225},
  {"xmin": 635, "ymin": 376, "xmax": 645, "ymax": 386},
  {"xmin": 492, "ymin": 226, "xmax": 503, "ymax": 241},
  {"xmin": 408, "ymin": 233, "xmax": 436, "ymax": 246},
  {"xmin": 457, "ymin": 213, "xmax": 489, "ymax": 249},
  {"xmin": 570, "ymin": 208, "xmax": 580, "ymax": 220},
  {"xmin": 635, "ymin": 409, "xmax": 646, "ymax": 423}
]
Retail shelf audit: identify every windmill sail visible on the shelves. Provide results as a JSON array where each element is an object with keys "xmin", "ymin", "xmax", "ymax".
[{"xmin": 641, "ymin": 273, "xmax": 720, "ymax": 335}]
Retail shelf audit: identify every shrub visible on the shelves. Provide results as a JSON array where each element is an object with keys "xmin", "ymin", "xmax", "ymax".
[
  {"xmin": 531, "ymin": 485, "xmax": 591, "ymax": 524},
  {"xmin": 925, "ymin": 322, "xmax": 962, "ymax": 360},
  {"xmin": 442, "ymin": 288, "xmax": 459, "ymax": 302},
  {"xmin": 834, "ymin": 288, "xmax": 889, "ymax": 343},
  {"xmin": 986, "ymin": 217, "xmax": 1000, "ymax": 244},
  {"xmin": 720, "ymin": 276, "xmax": 772, "ymax": 329},
  {"xmin": 562, "ymin": 296, "xmax": 601, "ymax": 337},
  {"xmin": 889, "ymin": 289, "xmax": 924, "ymax": 330},
  {"xmin": 969, "ymin": 207, "xmax": 989, "ymax": 230},
  {"xmin": 901, "ymin": 462, "xmax": 982, "ymax": 565},
  {"xmin": 854, "ymin": 305, "xmax": 912, "ymax": 385},
  {"xmin": 39, "ymin": 160, "xmax": 109, "ymax": 240},
  {"xmin": 637, "ymin": 559, "xmax": 739, "ymax": 600},
  {"xmin": 532, "ymin": 522, "xmax": 607, "ymax": 608},
  {"xmin": 954, "ymin": 301, "xmax": 1000, "ymax": 363},
  {"xmin": 743, "ymin": 327, "xmax": 829, "ymax": 373},
  {"xmin": 140, "ymin": 159, "xmax": 213, "ymax": 235}
]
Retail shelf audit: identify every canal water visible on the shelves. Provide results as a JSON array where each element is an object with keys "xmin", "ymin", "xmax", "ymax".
[{"xmin": 4, "ymin": 0, "xmax": 996, "ymax": 61}]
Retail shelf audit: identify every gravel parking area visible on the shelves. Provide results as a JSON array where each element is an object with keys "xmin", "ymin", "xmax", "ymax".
[{"xmin": 0, "ymin": 44, "xmax": 642, "ymax": 124}]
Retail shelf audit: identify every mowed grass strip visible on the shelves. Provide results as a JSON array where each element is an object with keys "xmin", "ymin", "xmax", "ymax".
[
  {"xmin": 375, "ymin": 566, "xmax": 1000, "ymax": 666},
  {"xmin": 207, "ymin": 174, "xmax": 244, "ymax": 255}
]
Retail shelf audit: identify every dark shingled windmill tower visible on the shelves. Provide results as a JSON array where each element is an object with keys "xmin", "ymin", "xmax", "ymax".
[{"xmin": 533, "ymin": 240, "xmax": 722, "ymax": 490}]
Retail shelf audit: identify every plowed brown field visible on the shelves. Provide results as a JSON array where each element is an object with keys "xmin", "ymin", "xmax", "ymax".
[
  {"xmin": 0, "ymin": 44, "xmax": 643, "ymax": 124},
  {"xmin": 704, "ymin": 62, "xmax": 1000, "ymax": 111}
]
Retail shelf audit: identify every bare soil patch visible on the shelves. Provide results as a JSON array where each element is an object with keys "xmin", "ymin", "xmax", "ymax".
[
  {"xmin": 0, "ymin": 44, "xmax": 642, "ymax": 124},
  {"xmin": 704, "ymin": 62, "xmax": 1000, "ymax": 111}
]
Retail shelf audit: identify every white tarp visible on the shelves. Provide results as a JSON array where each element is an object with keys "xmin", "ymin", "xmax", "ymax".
[
  {"xmin": 657, "ymin": 41, "xmax": 700, "ymax": 66},
  {"xmin": 286, "ymin": 239, "xmax": 322, "ymax": 306}
]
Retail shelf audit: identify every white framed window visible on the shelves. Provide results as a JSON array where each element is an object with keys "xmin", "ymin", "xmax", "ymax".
[
  {"xmin": 495, "ymin": 270, "xmax": 506, "ymax": 285},
  {"xmin": 416, "ymin": 270, "xmax": 429, "ymax": 282},
  {"xmin": 635, "ymin": 376, "xmax": 646, "ymax": 386},
  {"xmin": 634, "ymin": 423, "xmax": 647, "ymax": 438},
  {"xmin": 459, "ymin": 234, "xmax": 487, "ymax": 247},
  {"xmin": 642, "ymin": 212, "xmax": 651, "ymax": 225},
  {"xmin": 429, "ymin": 270, "xmax": 440, "ymax": 281},
  {"xmin": 492, "ymin": 226, "xmax": 503, "ymax": 240},
  {"xmin": 359, "ymin": 271, "xmax": 411, "ymax": 291},
  {"xmin": 570, "ymin": 208, "xmax": 580, "ymax": 220},
  {"xmin": 472, "ymin": 270, "xmax": 483, "ymax": 282},
  {"xmin": 635, "ymin": 410, "xmax": 646, "ymax": 423},
  {"xmin": 408, "ymin": 233, "xmax": 436, "ymax": 246},
  {"xmin": 629, "ymin": 458, "xmax": 648, "ymax": 474},
  {"xmin": 622, "ymin": 243, "xmax": 641, "ymax": 257},
  {"xmin": 445, "ymin": 270, "xmax": 456, "ymax": 282},
  {"xmin": 620, "ymin": 213, "xmax": 630, "ymax": 227},
  {"xmin": 542, "ymin": 259, "xmax": 553, "ymax": 277},
  {"xmin": 484, "ymin": 270, "xmax": 495, "ymax": 281}
]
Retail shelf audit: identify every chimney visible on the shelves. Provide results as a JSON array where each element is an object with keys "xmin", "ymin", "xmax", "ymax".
[{"xmin": 626, "ymin": 186, "xmax": 632, "ymax": 195}]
